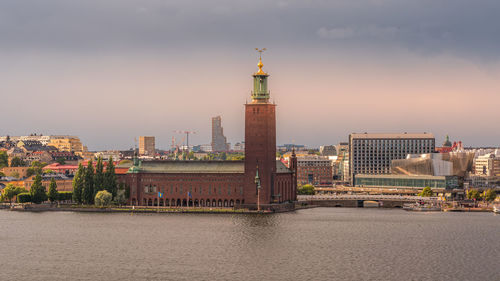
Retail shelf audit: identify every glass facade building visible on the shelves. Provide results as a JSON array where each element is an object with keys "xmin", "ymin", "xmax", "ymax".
[
  {"xmin": 349, "ymin": 133, "xmax": 435, "ymax": 182},
  {"xmin": 354, "ymin": 174, "xmax": 459, "ymax": 190}
]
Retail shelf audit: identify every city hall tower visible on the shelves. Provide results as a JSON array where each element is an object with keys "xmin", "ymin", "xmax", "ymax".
[{"xmin": 244, "ymin": 49, "xmax": 277, "ymax": 205}]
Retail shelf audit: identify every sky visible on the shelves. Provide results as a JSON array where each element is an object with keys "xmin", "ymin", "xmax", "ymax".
[{"xmin": 1, "ymin": 0, "xmax": 499, "ymax": 150}]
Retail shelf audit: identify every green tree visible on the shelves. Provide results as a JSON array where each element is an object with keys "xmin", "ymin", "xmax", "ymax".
[
  {"xmin": 95, "ymin": 190, "xmax": 112, "ymax": 207},
  {"xmin": 72, "ymin": 163, "xmax": 85, "ymax": 204},
  {"xmin": 47, "ymin": 178, "xmax": 59, "ymax": 203},
  {"xmin": 123, "ymin": 183, "xmax": 130, "ymax": 200},
  {"xmin": 26, "ymin": 161, "xmax": 48, "ymax": 177},
  {"xmin": 114, "ymin": 189, "xmax": 127, "ymax": 206},
  {"xmin": 30, "ymin": 173, "xmax": 47, "ymax": 204},
  {"xmin": 467, "ymin": 189, "xmax": 482, "ymax": 200},
  {"xmin": 58, "ymin": 191, "xmax": 73, "ymax": 202},
  {"xmin": 11, "ymin": 171, "xmax": 20, "ymax": 179},
  {"xmin": 55, "ymin": 158, "xmax": 66, "ymax": 165},
  {"xmin": 0, "ymin": 151, "xmax": 8, "ymax": 168},
  {"xmin": 82, "ymin": 160, "xmax": 95, "ymax": 204},
  {"xmin": 17, "ymin": 193, "xmax": 32, "ymax": 203},
  {"xmin": 10, "ymin": 156, "xmax": 26, "ymax": 167},
  {"xmin": 419, "ymin": 187, "xmax": 434, "ymax": 197},
  {"xmin": 119, "ymin": 159, "xmax": 132, "ymax": 165},
  {"xmin": 104, "ymin": 157, "xmax": 117, "ymax": 198},
  {"xmin": 94, "ymin": 157, "xmax": 105, "ymax": 193},
  {"xmin": 1, "ymin": 184, "xmax": 28, "ymax": 205},
  {"xmin": 482, "ymin": 189, "xmax": 497, "ymax": 202},
  {"xmin": 297, "ymin": 184, "xmax": 315, "ymax": 195}
]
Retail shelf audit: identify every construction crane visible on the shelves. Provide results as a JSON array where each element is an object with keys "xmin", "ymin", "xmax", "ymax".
[{"xmin": 173, "ymin": 130, "xmax": 196, "ymax": 152}]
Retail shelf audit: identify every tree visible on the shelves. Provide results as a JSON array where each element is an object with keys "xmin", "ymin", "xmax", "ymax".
[
  {"xmin": 114, "ymin": 189, "xmax": 127, "ymax": 206},
  {"xmin": 48, "ymin": 178, "xmax": 59, "ymax": 203},
  {"xmin": 11, "ymin": 171, "xmax": 20, "ymax": 179},
  {"xmin": 104, "ymin": 157, "xmax": 117, "ymax": 198},
  {"xmin": 123, "ymin": 183, "xmax": 130, "ymax": 200},
  {"xmin": 419, "ymin": 187, "xmax": 434, "ymax": 197},
  {"xmin": 0, "ymin": 151, "xmax": 8, "ymax": 168},
  {"xmin": 26, "ymin": 161, "xmax": 48, "ymax": 177},
  {"xmin": 10, "ymin": 156, "xmax": 26, "ymax": 167},
  {"xmin": 55, "ymin": 158, "xmax": 66, "ymax": 165},
  {"xmin": 467, "ymin": 189, "xmax": 482, "ymax": 201},
  {"xmin": 58, "ymin": 191, "xmax": 73, "ymax": 202},
  {"xmin": 30, "ymin": 173, "xmax": 47, "ymax": 204},
  {"xmin": 17, "ymin": 193, "xmax": 31, "ymax": 203},
  {"xmin": 297, "ymin": 184, "xmax": 315, "ymax": 195},
  {"xmin": 482, "ymin": 189, "xmax": 497, "ymax": 202},
  {"xmin": 82, "ymin": 160, "xmax": 95, "ymax": 204},
  {"xmin": 94, "ymin": 157, "xmax": 105, "ymax": 193},
  {"xmin": 72, "ymin": 163, "xmax": 85, "ymax": 204},
  {"xmin": 95, "ymin": 190, "xmax": 112, "ymax": 207},
  {"xmin": 1, "ymin": 184, "xmax": 27, "ymax": 205}
]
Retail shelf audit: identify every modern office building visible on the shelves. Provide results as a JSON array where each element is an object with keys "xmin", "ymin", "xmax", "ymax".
[
  {"xmin": 319, "ymin": 145, "xmax": 336, "ymax": 156},
  {"xmin": 349, "ymin": 133, "xmax": 435, "ymax": 183},
  {"xmin": 211, "ymin": 116, "xmax": 230, "ymax": 152},
  {"xmin": 474, "ymin": 152, "xmax": 500, "ymax": 176},
  {"xmin": 354, "ymin": 174, "xmax": 459, "ymax": 190},
  {"xmin": 139, "ymin": 136, "xmax": 155, "ymax": 156}
]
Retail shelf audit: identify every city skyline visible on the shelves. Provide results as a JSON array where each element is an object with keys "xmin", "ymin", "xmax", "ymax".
[{"xmin": 1, "ymin": 1, "xmax": 499, "ymax": 150}]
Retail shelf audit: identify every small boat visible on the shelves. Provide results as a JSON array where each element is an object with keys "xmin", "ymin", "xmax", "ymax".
[{"xmin": 494, "ymin": 205, "xmax": 500, "ymax": 214}]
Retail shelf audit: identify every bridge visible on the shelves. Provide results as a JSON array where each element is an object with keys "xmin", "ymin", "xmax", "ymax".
[{"xmin": 297, "ymin": 194, "xmax": 438, "ymax": 208}]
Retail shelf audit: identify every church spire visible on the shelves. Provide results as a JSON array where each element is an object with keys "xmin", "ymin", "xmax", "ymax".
[{"xmin": 251, "ymin": 48, "xmax": 270, "ymax": 103}]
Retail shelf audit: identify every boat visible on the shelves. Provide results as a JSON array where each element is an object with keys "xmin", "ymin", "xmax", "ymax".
[
  {"xmin": 494, "ymin": 205, "xmax": 500, "ymax": 214},
  {"xmin": 403, "ymin": 201, "xmax": 441, "ymax": 212}
]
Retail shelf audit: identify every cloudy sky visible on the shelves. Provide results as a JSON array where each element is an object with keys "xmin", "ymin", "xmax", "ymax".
[{"xmin": 1, "ymin": 0, "xmax": 499, "ymax": 150}]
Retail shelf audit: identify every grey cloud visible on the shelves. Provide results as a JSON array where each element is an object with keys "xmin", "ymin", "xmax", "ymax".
[{"xmin": 0, "ymin": 0, "xmax": 499, "ymax": 60}]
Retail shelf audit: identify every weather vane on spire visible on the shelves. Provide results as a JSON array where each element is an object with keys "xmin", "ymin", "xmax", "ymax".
[
  {"xmin": 255, "ymin": 48, "xmax": 267, "ymax": 60},
  {"xmin": 254, "ymin": 48, "xmax": 267, "ymax": 75}
]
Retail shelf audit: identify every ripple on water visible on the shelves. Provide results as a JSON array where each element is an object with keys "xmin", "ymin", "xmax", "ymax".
[{"xmin": 0, "ymin": 208, "xmax": 499, "ymax": 281}]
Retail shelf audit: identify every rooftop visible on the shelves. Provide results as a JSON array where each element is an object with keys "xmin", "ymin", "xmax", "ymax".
[
  {"xmin": 123, "ymin": 160, "xmax": 292, "ymax": 174},
  {"xmin": 350, "ymin": 133, "xmax": 435, "ymax": 139}
]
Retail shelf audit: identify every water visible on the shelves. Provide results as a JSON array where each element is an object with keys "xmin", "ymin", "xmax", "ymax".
[{"xmin": 0, "ymin": 208, "xmax": 499, "ymax": 281}]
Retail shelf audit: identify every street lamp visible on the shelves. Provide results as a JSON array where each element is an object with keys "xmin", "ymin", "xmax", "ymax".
[{"xmin": 255, "ymin": 165, "xmax": 261, "ymax": 212}]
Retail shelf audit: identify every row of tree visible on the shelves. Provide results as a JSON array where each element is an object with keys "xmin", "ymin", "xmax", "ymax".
[
  {"xmin": 72, "ymin": 157, "xmax": 118, "ymax": 204},
  {"xmin": 0, "ymin": 176, "xmax": 69, "ymax": 204},
  {"xmin": 466, "ymin": 188, "xmax": 497, "ymax": 202}
]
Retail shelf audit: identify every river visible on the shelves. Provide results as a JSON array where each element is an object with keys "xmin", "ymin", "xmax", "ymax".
[{"xmin": 0, "ymin": 208, "xmax": 499, "ymax": 280}]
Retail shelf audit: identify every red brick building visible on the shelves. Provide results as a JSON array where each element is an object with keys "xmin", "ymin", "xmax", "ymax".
[
  {"xmin": 295, "ymin": 156, "xmax": 333, "ymax": 187},
  {"xmin": 120, "ymin": 57, "xmax": 297, "ymax": 209}
]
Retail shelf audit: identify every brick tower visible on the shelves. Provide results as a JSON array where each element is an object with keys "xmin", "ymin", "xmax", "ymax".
[{"xmin": 244, "ymin": 50, "xmax": 276, "ymax": 206}]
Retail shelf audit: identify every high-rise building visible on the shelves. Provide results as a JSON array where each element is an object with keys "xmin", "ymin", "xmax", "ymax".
[
  {"xmin": 349, "ymin": 133, "xmax": 435, "ymax": 183},
  {"xmin": 211, "ymin": 116, "xmax": 229, "ymax": 152},
  {"xmin": 474, "ymin": 153, "xmax": 500, "ymax": 176},
  {"xmin": 139, "ymin": 136, "xmax": 155, "ymax": 156},
  {"xmin": 319, "ymin": 145, "xmax": 337, "ymax": 156}
]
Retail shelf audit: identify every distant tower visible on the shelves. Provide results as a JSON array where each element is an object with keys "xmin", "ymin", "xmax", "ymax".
[
  {"xmin": 443, "ymin": 135, "xmax": 452, "ymax": 147},
  {"xmin": 211, "ymin": 116, "xmax": 229, "ymax": 151},
  {"xmin": 244, "ymin": 49, "xmax": 277, "ymax": 205},
  {"xmin": 139, "ymin": 136, "xmax": 155, "ymax": 156}
]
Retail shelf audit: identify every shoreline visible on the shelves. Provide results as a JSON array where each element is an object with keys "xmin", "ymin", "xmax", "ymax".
[{"xmin": 1, "ymin": 203, "xmax": 496, "ymax": 214}]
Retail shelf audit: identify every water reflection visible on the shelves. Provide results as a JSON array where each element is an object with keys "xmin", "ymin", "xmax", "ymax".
[{"xmin": 0, "ymin": 209, "xmax": 498, "ymax": 281}]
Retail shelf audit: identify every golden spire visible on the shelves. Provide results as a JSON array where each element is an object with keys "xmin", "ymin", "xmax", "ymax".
[{"xmin": 254, "ymin": 48, "xmax": 267, "ymax": 75}]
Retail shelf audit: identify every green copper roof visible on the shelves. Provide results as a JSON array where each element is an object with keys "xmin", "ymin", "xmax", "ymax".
[{"xmin": 122, "ymin": 160, "xmax": 292, "ymax": 174}]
